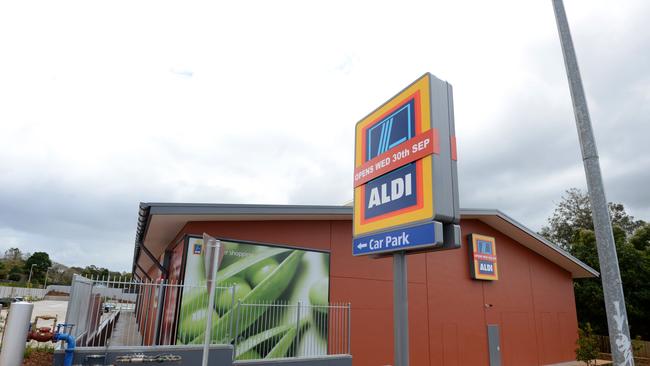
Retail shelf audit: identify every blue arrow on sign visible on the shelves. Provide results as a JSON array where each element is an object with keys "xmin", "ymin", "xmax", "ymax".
[{"xmin": 353, "ymin": 221, "xmax": 443, "ymax": 256}]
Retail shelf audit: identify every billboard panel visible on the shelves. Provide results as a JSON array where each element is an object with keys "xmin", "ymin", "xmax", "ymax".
[
  {"xmin": 353, "ymin": 72, "xmax": 461, "ymax": 254},
  {"xmin": 177, "ymin": 237, "xmax": 330, "ymax": 359}
]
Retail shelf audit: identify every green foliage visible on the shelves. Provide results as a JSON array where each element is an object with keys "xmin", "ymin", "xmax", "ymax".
[
  {"xmin": 541, "ymin": 188, "xmax": 650, "ymax": 339},
  {"xmin": 629, "ymin": 223, "xmax": 650, "ymax": 251},
  {"xmin": 4, "ymin": 247, "xmax": 24, "ymax": 262},
  {"xmin": 23, "ymin": 344, "xmax": 54, "ymax": 359},
  {"xmin": 0, "ymin": 248, "xmax": 130, "ymax": 286},
  {"xmin": 24, "ymin": 252, "xmax": 52, "ymax": 284},
  {"xmin": 541, "ymin": 188, "xmax": 644, "ymax": 251},
  {"xmin": 576, "ymin": 323, "xmax": 599, "ymax": 365}
]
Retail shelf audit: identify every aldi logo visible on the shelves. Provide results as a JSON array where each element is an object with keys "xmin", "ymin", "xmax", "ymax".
[
  {"xmin": 469, "ymin": 234, "xmax": 498, "ymax": 280},
  {"xmin": 354, "ymin": 75, "xmax": 436, "ymax": 237},
  {"xmin": 364, "ymin": 163, "xmax": 417, "ymax": 219},
  {"xmin": 366, "ymin": 98, "xmax": 416, "ymax": 160},
  {"xmin": 193, "ymin": 243, "xmax": 202, "ymax": 255}
]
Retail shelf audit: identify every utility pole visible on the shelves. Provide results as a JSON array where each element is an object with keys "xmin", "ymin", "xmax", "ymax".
[
  {"xmin": 551, "ymin": 1, "xmax": 634, "ymax": 365},
  {"xmin": 27, "ymin": 263, "xmax": 37, "ymax": 287},
  {"xmin": 43, "ymin": 267, "xmax": 53, "ymax": 289}
]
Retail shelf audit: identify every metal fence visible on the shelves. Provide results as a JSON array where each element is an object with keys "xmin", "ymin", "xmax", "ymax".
[
  {"xmin": 66, "ymin": 276, "xmax": 351, "ymax": 360},
  {"xmin": 65, "ymin": 275, "xmax": 233, "ymax": 348},
  {"xmin": 598, "ymin": 335, "xmax": 650, "ymax": 359},
  {"xmin": 233, "ymin": 301, "xmax": 350, "ymax": 360},
  {"xmin": 0, "ymin": 286, "xmax": 48, "ymax": 299}
]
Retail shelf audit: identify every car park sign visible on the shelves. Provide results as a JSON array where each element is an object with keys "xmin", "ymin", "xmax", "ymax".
[
  {"xmin": 353, "ymin": 73, "xmax": 461, "ymax": 256},
  {"xmin": 353, "ymin": 221, "xmax": 443, "ymax": 256}
]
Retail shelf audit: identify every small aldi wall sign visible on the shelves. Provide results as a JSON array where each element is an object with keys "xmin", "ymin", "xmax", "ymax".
[{"xmin": 469, "ymin": 234, "xmax": 498, "ymax": 280}]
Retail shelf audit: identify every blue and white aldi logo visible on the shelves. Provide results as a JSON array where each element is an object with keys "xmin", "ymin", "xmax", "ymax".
[
  {"xmin": 364, "ymin": 163, "xmax": 418, "ymax": 220},
  {"xmin": 193, "ymin": 243, "xmax": 202, "ymax": 255}
]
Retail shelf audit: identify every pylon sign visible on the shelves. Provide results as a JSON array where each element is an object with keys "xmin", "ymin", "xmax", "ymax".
[{"xmin": 353, "ymin": 73, "xmax": 461, "ymax": 256}]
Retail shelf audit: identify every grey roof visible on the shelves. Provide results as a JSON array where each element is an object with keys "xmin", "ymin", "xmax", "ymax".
[
  {"xmin": 135, "ymin": 202, "xmax": 352, "ymax": 247},
  {"xmin": 460, "ymin": 208, "xmax": 599, "ymax": 278},
  {"xmin": 132, "ymin": 202, "xmax": 598, "ymax": 279}
]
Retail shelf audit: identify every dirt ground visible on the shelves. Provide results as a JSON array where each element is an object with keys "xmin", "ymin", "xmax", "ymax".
[
  {"xmin": 22, "ymin": 348, "xmax": 53, "ymax": 366},
  {"xmin": 46, "ymin": 291, "xmax": 69, "ymax": 296}
]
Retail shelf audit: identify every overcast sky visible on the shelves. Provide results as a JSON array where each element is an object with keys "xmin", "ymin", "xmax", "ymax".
[{"xmin": 1, "ymin": 0, "xmax": 648, "ymax": 272}]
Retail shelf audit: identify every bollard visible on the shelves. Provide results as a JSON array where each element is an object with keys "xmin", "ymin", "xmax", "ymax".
[{"xmin": 0, "ymin": 301, "xmax": 34, "ymax": 366}]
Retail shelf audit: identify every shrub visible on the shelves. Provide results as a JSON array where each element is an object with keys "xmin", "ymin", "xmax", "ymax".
[{"xmin": 576, "ymin": 323, "xmax": 599, "ymax": 366}]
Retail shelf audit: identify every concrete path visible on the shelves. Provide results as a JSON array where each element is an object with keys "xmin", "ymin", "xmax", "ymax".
[
  {"xmin": 109, "ymin": 310, "xmax": 142, "ymax": 346},
  {"xmin": 545, "ymin": 360, "xmax": 613, "ymax": 366}
]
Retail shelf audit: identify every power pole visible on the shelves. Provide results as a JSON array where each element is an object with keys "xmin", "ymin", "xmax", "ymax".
[
  {"xmin": 551, "ymin": 1, "xmax": 634, "ymax": 365},
  {"xmin": 27, "ymin": 263, "xmax": 36, "ymax": 287}
]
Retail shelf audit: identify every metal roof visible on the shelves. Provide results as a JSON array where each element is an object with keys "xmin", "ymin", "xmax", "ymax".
[{"xmin": 132, "ymin": 202, "xmax": 598, "ymax": 279}]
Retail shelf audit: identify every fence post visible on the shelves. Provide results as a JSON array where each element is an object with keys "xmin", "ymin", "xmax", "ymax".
[
  {"xmin": 295, "ymin": 301, "xmax": 301, "ymax": 358},
  {"xmin": 232, "ymin": 299, "xmax": 242, "ymax": 360},
  {"xmin": 229, "ymin": 286, "xmax": 235, "ymax": 341},
  {"xmin": 347, "ymin": 303, "xmax": 351, "ymax": 355}
]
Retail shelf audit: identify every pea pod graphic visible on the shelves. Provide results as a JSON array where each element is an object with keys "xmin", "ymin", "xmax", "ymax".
[
  {"xmin": 216, "ymin": 276, "xmax": 251, "ymax": 313},
  {"xmin": 309, "ymin": 278, "xmax": 329, "ymax": 313},
  {"xmin": 216, "ymin": 247, "xmax": 289, "ymax": 285},
  {"xmin": 192, "ymin": 250, "xmax": 304, "ymax": 344},
  {"xmin": 177, "ymin": 308, "xmax": 219, "ymax": 344},
  {"xmin": 245, "ymin": 258, "xmax": 279, "ymax": 288},
  {"xmin": 234, "ymin": 323, "xmax": 292, "ymax": 360},
  {"xmin": 265, "ymin": 319, "xmax": 309, "ymax": 359}
]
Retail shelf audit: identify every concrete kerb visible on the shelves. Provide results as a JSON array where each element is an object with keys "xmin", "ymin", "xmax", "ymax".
[
  {"xmin": 234, "ymin": 355, "xmax": 353, "ymax": 366},
  {"xmin": 53, "ymin": 345, "xmax": 352, "ymax": 366},
  {"xmin": 53, "ymin": 344, "xmax": 234, "ymax": 366}
]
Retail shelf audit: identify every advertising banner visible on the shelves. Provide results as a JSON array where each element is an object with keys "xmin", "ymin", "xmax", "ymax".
[{"xmin": 177, "ymin": 237, "xmax": 330, "ymax": 359}]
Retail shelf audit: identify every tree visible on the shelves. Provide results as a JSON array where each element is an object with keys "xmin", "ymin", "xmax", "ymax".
[
  {"xmin": 8, "ymin": 265, "xmax": 23, "ymax": 282},
  {"xmin": 4, "ymin": 247, "xmax": 24, "ymax": 261},
  {"xmin": 629, "ymin": 223, "xmax": 650, "ymax": 251},
  {"xmin": 540, "ymin": 188, "xmax": 644, "ymax": 250},
  {"xmin": 24, "ymin": 252, "xmax": 52, "ymax": 284},
  {"xmin": 541, "ymin": 188, "xmax": 650, "ymax": 339}
]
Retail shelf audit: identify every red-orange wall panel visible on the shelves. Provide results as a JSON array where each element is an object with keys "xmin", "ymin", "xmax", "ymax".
[{"xmin": 170, "ymin": 218, "xmax": 580, "ymax": 366}]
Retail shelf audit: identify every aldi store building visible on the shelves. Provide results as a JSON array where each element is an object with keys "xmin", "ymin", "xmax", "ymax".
[{"xmin": 131, "ymin": 202, "xmax": 597, "ymax": 366}]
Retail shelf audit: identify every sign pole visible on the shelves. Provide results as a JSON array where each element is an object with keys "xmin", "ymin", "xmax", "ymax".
[
  {"xmin": 551, "ymin": 1, "xmax": 634, "ymax": 365},
  {"xmin": 353, "ymin": 73, "xmax": 460, "ymax": 366},
  {"xmin": 393, "ymin": 251, "xmax": 409, "ymax": 366}
]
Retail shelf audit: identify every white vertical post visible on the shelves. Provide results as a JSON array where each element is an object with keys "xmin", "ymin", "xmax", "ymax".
[
  {"xmin": 201, "ymin": 234, "xmax": 221, "ymax": 366},
  {"xmin": 0, "ymin": 302, "xmax": 34, "ymax": 366}
]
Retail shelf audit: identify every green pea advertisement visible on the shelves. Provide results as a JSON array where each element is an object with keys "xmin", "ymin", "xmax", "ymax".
[{"xmin": 176, "ymin": 236, "xmax": 330, "ymax": 359}]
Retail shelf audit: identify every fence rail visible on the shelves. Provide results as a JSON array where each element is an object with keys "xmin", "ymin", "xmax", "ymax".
[
  {"xmin": 0, "ymin": 286, "xmax": 48, "ymax": 299},
  {"xmin": 598, "ymin": 335, "xmax": 650, "ymax": 359},
  {"xmin": 66, "ymin": 275, "xmax": 351, "ymax": 361},
  {"xmin": 233, "ymin": 301, "xmax": 350, "ymax": 360}
]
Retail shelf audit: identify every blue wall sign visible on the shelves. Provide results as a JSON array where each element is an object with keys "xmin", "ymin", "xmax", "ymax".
[{"xmin": 353, "ymin": 221, "xmax": 443, "ymax": 256}]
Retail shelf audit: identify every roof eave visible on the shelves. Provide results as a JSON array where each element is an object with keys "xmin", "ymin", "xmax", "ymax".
[{"xmin": 461, "ymin": 208, "xmax": 599, "ymax": 278}]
